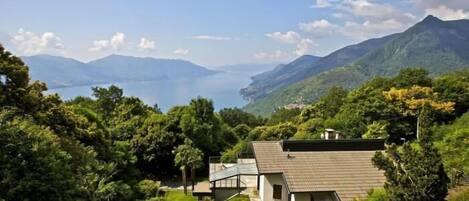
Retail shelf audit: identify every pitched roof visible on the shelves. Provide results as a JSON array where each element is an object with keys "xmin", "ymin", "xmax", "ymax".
[{"xmin": 252, "ymin": 141, "xmax": 386, "ymax": 201}]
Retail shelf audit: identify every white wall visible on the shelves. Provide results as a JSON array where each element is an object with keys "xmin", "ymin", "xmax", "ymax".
[
  {"xmin": 260, "ymin": 175, "xmax": 265, "ymax": 201},
  {"xmin": 292, "ymin": 193, "xmax": 310, "ymax": 201},
  {"xmin": 260, "ymin": 174, "xmax": 289, "ymax": 201}
]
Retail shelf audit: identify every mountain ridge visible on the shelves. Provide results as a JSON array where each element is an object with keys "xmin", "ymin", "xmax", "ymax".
[
  {"xmin": 243, "ymin": 15, "xmax": 469, "ymax": 116},
  {"xmin": 22, "ymin": 54, "xmax": 217, "ymax": 89},
  {"xmin": 241, "ymin": 33, "xmax": 400, "ymax": 102}
]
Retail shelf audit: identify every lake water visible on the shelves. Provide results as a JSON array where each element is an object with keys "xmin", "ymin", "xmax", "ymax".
[{"xmin": 47, "ymin": 71, "xmax": 252, "ymax": 112}]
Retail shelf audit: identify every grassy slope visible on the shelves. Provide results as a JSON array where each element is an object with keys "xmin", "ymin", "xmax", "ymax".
[
  {"xmin": 227, "ymin": 195, "xmax": 250, "ymax": 201},
  {"xmin": 164, "ymin": 190, "xmax": 197, "ymax": 201}
]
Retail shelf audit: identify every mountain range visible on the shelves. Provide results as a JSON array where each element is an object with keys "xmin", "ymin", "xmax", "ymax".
[
  {"xmin": 22, "ymin": 54, "xmax": 218, "ymax": 89},
  {"xmin": 243, "ymin": 15, "xmax": 469, "ymax": 116}
]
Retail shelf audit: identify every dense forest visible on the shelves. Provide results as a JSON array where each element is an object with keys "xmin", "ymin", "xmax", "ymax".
[{"xmin": 1, "ymin": 43, "xmax": 468, "ymax": 201}]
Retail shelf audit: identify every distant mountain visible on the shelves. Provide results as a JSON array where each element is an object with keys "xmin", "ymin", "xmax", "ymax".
[
  {"xmin": 244, "ymin": 16, "xmax": 469, "ymax": 116},
  {"xmin": 240, "ymin": 55, "xmax": 321, "ymax": 101},
  {"xmin": 241, "ymin": 33, "xmax": 399, "ymax": 101},
  {"xmin": 22, "ymin": 54, "xmax": 217, "ymax": 89},
  {"xmin": 22, "ymin": 55, "xmax": 110, "ymax": 88},
  {"xmin": 89, "ymin": 54, "xmax": 217, "ymax": 81}
]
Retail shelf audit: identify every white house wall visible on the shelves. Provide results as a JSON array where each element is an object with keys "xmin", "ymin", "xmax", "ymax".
[
  {"xmin": 260, "ymin": 175, "xmax": 265, "ymax": 201},
  {"xmin": 261, "ymin": 174, "xmax": 289, "ymax": 201},
  {"xmin": 292, "ymin": 193, "xmax": 310, "ymax": 201}
]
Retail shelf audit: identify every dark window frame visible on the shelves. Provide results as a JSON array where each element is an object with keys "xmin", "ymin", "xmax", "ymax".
[{"xmin": 273, "ymin": 184, "xmax": 282, "ymax": 199}]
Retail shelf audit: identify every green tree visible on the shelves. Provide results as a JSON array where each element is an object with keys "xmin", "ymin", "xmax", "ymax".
[
  {"xmin": 293, "ymin": 118, "xmax": 324, "ymax": 139},
  {"xmin": 219, "ymin": 107, "xmax": 265, "ymax": 128},
  {"xmin": 259, "ymin": 122, "xmax": 297, "ymax": 141},
  {"xmin": 383, "ymin": 85, "xmax": 455, "ymax": 139},
  {"xmin": 132, "ymin": 113, "xmax": 178, "ymax": 176},
  {"xmin": 299, "ymin": 86, "xmax": 348, "ymax": 121},
  {"xmin": 391, "ymin": 68, "xmax": 432, "ymax": 88},
  {"xmin": 433, "ymin": 69, "xmax": 469, "ymax": 118},
  {"xmin": 180, "ymin": 97, "xmax": 223, "ymax": 155},
  {"xmin": 372, "ymin": 105, "xmax": 449, "ymax": 201},
  {"xmin": 221, "ymin": 140, "xmax": 249, "ymax": 163},
  {"xmin": 136, "ymin": 179, "xmax": 160, "ymax": 199},
  {"xmin": 92, "ymin": 85, "xmax": 124, "ymax": 119},
  {"xmin": 173, "ymin": 139, "xmax": 203, "ymax": 195},
  {"xmin": 81, "ymin": 163, "xmax": 133, "ymax": 201},
  {"xmin": 0, "ymin": 112, "xmax": 81, "ymax": 200},
  {"xmin": 267, "ymin": 108, "xmax": 301, "ymax": 125},
  {"xmin": 434, "ymin": 112, "xmax": 469, "ymax": 186},
  {"xmin": 232, "ymin": 124, "xmax": 252, "ymax": 140},
  {"xmin": 188, "ymin": 147, "xmax": 203, "ymax": 191},
  {"xmin": 363, "ymin": 121, "xmax": 390, "ymax": 139}
]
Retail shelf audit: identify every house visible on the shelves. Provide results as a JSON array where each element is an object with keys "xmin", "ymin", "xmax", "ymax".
[{"xmin": 198, "ymin": 139, "xmax": 386, "ymax": 201}]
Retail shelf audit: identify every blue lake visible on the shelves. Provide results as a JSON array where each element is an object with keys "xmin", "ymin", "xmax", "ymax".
[{"xmin": 47, "ymin": 71, "xmax": 252, "ymax": 112}]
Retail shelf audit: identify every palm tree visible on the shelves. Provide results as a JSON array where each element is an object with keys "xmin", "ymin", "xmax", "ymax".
[
  {"xmin": 173, "ymin": 139, "xmax": 203, "ymax": 195},
  {"xmin": 188, "ymin": 147, "xmax": 204, "ymax": 191}
]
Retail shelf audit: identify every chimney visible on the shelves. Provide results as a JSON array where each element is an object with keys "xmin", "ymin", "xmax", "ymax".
[
  {"xmin": 324, "ymin": 129, "xmax": 335, "ymax": 140},
  {"xmin": 335, "ymin": 132, "xmax": 342, "ymax": 139}
]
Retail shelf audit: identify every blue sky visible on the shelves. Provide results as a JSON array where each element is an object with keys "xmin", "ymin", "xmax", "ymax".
[{"xmin": 1, "ymin": 0, "xmax": 468, "ymax": 66}]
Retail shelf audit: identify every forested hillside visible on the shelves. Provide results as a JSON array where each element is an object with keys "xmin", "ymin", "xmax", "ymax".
[
  {"xmin": 0, "ymin": 45, "xmax": 263, "ymax": 200},
  {"xmin": 228, "ymin": 68, "xmax": 469, "ymax": 200},
  {"xmin": 1, "ymin": 44, "xmax": 468, "ymax": 200},
  {"xmin": 241, "ymin": 34, "xmax": 398, "ymax": 102},
  {"xmin": 244, "ymin": 16, "xmax": 469, "ymax": 116}
]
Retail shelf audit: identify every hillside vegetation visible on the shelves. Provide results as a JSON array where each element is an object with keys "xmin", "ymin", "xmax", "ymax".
[
  {"xmin": 1, "ymin": 43, "xmax": 468, "ymax": 200},
  {"xmin": 244, "ymin": 16, "xmax": 469, "ymax": 116}
]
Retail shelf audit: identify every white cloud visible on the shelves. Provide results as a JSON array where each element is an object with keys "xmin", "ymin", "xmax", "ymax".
[
  {"xmin": 173, "ymin": 48, "xmax": 189, "ymax": 55},
  {"xmin": 192, "ymin": 35, "xmax": 231, "ymax": 41},
  {"xmin": 311, "ymin": 0, "xmax": 333, "ymax": 8},
  {"xmin": 340, "ymin": 19, "xmax": 403, "ymax": 40},
  {"xmin": 255, "ymin": 37, "xmax": 315, "ymax": 59},
  {"xmin": 341, "ymin": 0, "xmax": 394, "ymax": 19},
  {"xmin": 425, "ymin": 5, "xmax": 468, "ymax": 20},
  {"xmin": 88, "ymin": 40, "xmax": 109, "ymax": 52},
  {"xmin": 299, "ymin": 0, "xmax": 418, "ymax": 41},
  {"xmin": 89, "ymin": 32, "xmax": 126, "ymax": 52},
  {"xmin": 412, "ymin": 0, "xmax": 469, "ymax": 11},
  {"xmin": 110, "ymin": 32, "xmax": 126, "ymax": 50},
  {"xmin": 265, "ymin": 31, "xmax": 301, "ymax": 44},
  {"xmin": 11, "ymin": 28, "xmax": 65, "ymax": 54},
  {"xmin": 334, "ymin": 0, "xmax": 416, "ymax": 24},
  {"xmin": 299, "ymin": 19, "xmax": 339, "ymax": 36},
  {"xmin": 301, "ymin": 19, "xmax": 336, "ymax": 29},
  {"xmin": 295, "ymin": 38, "xmax": 315, "ymax": 56},
  {"xmin": 138, "ymin": 37, "xmax": 155, "ymax": 51}
]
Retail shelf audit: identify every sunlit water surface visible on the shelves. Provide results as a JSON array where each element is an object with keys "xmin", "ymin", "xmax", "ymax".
[{"xmin": 47, "ymin": 71, "xmax": 251, "ymax": 112}]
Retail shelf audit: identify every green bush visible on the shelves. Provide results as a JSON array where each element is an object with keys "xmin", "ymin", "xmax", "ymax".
[
  {"xmin": 354, "ymin": 188, "xmax": 388, "ymax": 201},
  {"xmin": 137, "ymin": 180, "xmax": 160, "ymax": 198}
]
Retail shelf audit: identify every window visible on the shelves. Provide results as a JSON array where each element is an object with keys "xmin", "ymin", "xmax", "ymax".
[{"xmin": 273, "ymin": 184, "xmax": 282, "ymax": 199}]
